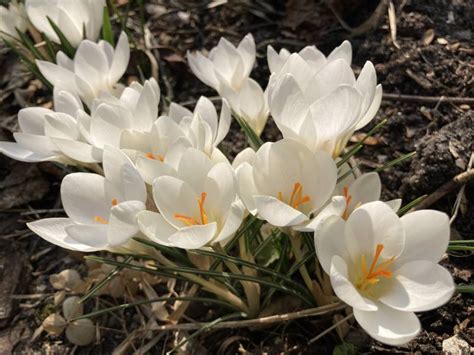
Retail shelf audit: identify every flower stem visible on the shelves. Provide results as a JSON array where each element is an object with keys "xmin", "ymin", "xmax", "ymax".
[
  {"xmin": 289, "ymin": 233, "xmax": 314, "ymax": 294},
  {"xmin": 154, "ymin": 250, "xmax": 250, "ymax": 315}
]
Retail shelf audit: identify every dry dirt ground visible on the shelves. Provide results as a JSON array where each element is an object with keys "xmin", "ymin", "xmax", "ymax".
[{"xmin": 0, "ymin": 0, "xmax": 472, "ymax": 353}]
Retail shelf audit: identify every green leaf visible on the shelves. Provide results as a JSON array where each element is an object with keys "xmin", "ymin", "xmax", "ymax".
[
  {"xmin": 333, "ymin": 342, "xmax": 358, "ymax": 355},
  {"xmin": 102, "ymin": 6, "xmax": 114, "ymax": 46},
  {"xmin": 41, "ymin": 33, "xmax": 57, "ymax": 61},
  {"xmin": 47, "ymin": 16, "xmax": 75, "ymax": 58},
  {"xmin": 73, "ymin": 296, "xmax": 241, "ymax": 321},
  {"xmin": 447, "ymin": 245, "xmax": 474, "ymax": 251},
  {"xmin": 233, "ymin": 113, "xmax": 263, "ymax": 150},
  {"xmin": 337, "ymin": 119, "xmax": 388, "ymax": 168},
  {"xmin": 397, "ymin": 195, "xmax": 427, "ymax": 216},
  {"xmin": 449, "ymin": 240, "xmax": 474, "ymax": 244},
  {"xmin": 374, "ymin": 151, "xmax": 416, "ymax": 173},
  {"xmin": 16, "ymin": 29, "xmax": 45, "ymax": 60},
  {"xmin": 456, "ymin": 285, "xmax": 474, "ymax": 293}
]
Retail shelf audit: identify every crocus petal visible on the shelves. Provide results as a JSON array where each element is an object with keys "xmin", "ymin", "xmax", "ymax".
[
  {"xmin": 396, "ymin": 210, "xmax": 450, "ymax": 265},
  {"xmin": 356, "ymin": 84, "xmax": 382, "ymax": 130},
  {"xmin": 237, "ymin": 33, "xmax": 256, "ymax": 77},
  {"xmin": 297, "ymin": 196, "xmax": 346, "ymax": 233},
  {"xmin": 27, "ymin": 218, "xmax": 97, "ymax": 252},
  {"xmin": 52, "ymin": 138, "xmax": 102, "ymax": 163},
  {"xmin": 107, "ymin": 200, "xmax": 146, "ymax": 246},
  {"xmin": 232, "ymin": 147, "xmax": 256, "ymax": 169},
  {"xmin": 137, "ymin": 210, "xmax": 176, "ymax": 246},
  {"xmin": 345, "ymin": 172, "xmax": 381, "ymax": 212},
  {"xmin": 385, "ymin": 199, "xmax": 402, "ymax": 212},
  {"xmin": 354, "ymin": 303, "xmax": 420, "ymax": 346},
  {"xmin": 314, "ymin": 214, "xmax": 349, "ymax": 274},
  {"xmin": 65, "ymin": 224, "xmax": 109, "ymax": 249},
  {"xmin": 214, "ymin": 99, "xmax": 231, "ymax": 146},
  {"xmin": 13, "ymin": 133, "xmax": 58, "ymax": 156},
  {"xmin": 327, "ymin": 40, "xmax": 352, "ymax": 64},
  {"xmin": 187, "ymin": 51, "xmax": 220, "ymax": 91},
  {"xmin": 109, "ymin": 32, "xmax": 130, "ymax": 84},
  {"xmin": 136, "ymin": 155, "xmax": 176, "ymax": 184},
  {"xmin": 345, "ymin": 201, "xmax": 404, "ymax": 264},
  {"xmin": 379, "ymin": 260, "xmax": 454, "ymax": 312},
  {"xmin": 298, "ymin": 46, "xmax": 326, "ymax": 72},
  {"xmin": 254, "ymin": 195, "xmax": 309, "ymax": 227},
  {"xmin": 36, "ymin": 61, "xmax": 75, "ymax": 88},
  {"xmin": 214, "ymin": 202, "xmax": 245, "ymax": 243},
  {"xmin": 61, "ymin": 173, "xmax": 109, "ymax": 224},
  {"xmin": 0, "ymin": 142, "xmax": 57, "ymax": 162},
  {"xmin": 168, "ymin": 222, "xmax": 218, "ymax": 249},
  {"xmin": 330, "ymin": 255, "xmax": 378, "ymax": 311},
  {"xmin": 236, "ymin": 162, "xmax": 258, "ymax": 214},
  {"xmin": 18, "ymin": 107, "xmax": 50, "ymax": 134}
]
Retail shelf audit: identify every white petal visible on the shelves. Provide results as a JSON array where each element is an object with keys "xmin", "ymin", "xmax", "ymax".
[
  {"xmin": 236, "ymin": 162, "xmax": 258, "ymax": 214},
  {"xmin": 0, "ymin": 142, "xmax": 57, "ymax": 162},
  {"xmin": 44, "ymin": 113, "xmax": 79, "ymax": 140},
  {"xmin": 385, "ymin": 199, "xmax": 402, "ymax": 212},
  {"xmin": 13, "ymin": 133, "xmax": 58, "ymax": 156},
  {"xmin": 177, "ymin": 148, "xmax": 214, "ymax": 192},
  {"xmin": 214, "ymin": 202, "xmax": 244, "ymax": 243},
  {"xmin": 232, "ymin": 147, "xmax": 256, "ymax": 169},
  {"xmin": 236, "ymin": 33, "xmax": 256, "ymax": 78},
  {"xmin": 397, "ymin": 210, "xmax": 450, "ymax": 264},
  {"xmin": 344, "ymin": 172, "xmax": 381, "ymax": 214},
  {"xmin": 18, "ymin": 107, "xmax": 50, "ymax": 134},
  {"xmin": 297, "ymin": 196, "xmax": 346, "ymax": 233},
  {"xmin": 327, "ymin": 40, "xmax": 352, "ymax": 64},
  {"xmin": 137, "ymin": 210, "xmax": 176, "ymax": 246},
  {"xmin": 52, "ymin": 138, "xmax": 102, "ymax": 163},
  {"xmin": 298, "ymin": 45, "xmax": 326, "ymax": 71},
  {"xmin": 109, "ymin": 32, "xmax": 130, "ymax": 84},
  {"xmin": 107, "ymin": 201, "xmax": 145, "ymax": 246},
  {"xmin": 65, "ymin": 224, "xmax": 109, "ymax": 249},
  {"xmin": 168, "ymin": 223, "xmax": 218, "ymax": 249},
  {"xmin": 74, "ymin": 41, "xmax": 109, "ymax": 89},
  {"xmin": 194, "ymin": 96, "xmax": 218, "ymax": 137},
  {"xmin": 254, "ymin": 195, "xmax": 309, "ymax": 227},
  {"xmin": 57, "ymin": 7, "xmax": 82, "ymax": 47},
  {"xmin": 136, "ymin": 155, "xmax": 176, "ymax": 184},
  {"xmin": 36, "ymin": 60, "xmax": 74, "ymax": 88},
  {"xmin": 168, "ymin": 102, "xmax": 193, "ymax": 123},
  {"xmin": 90, "ymin": 104, "xmax": 132, "ymax": 147},
  {"xmin": 354, "ymin": 303, "xmax": 420, "ymax": 346},
  {"xmin": 356, "ymin": 84, "xmax": 382, "ymax": 130},
  {"xmin": 345, "ymin": 201, "xmax": 404, "ymax": 264},
  {"xmin": 214, "ymin": 99, "xmax": 231, "ymax": 145},
  {"xmin": 355, "ymin": 61, "xmax": 377, "ymax": 116},
  {"xmin": 310, "ymin": 85, "xmax": 362, "ymax": 145},
  {"xmin": 27, "ymin": 218, "xmax": 97, "ymax": 252},
  {"xmin": 61, "ymin": 173, "xmax": 109, "ymax": 224},
  {"xmin": 379, "ymin": 261, "xmax": 454, "ymax": 312},
  {"xmin": 204, "ymin": 162, "xmax": 236, "ymax": 213},
  {"xmin": 267, "ymin": 45, "xmax": 285, "ymax": 74},
  {"xmin": 330, "ymin": 255, "xmax": 378, "ymax": 311},
  {"xmin": 187, "ymin": 51, "xmax": 220, "ymax": 91},
  {"xmin": 53, "ymin": 89, "xmax": 83, "ymax": 116},
  {"xmin": 314, "ymin": 214, "xmax": 349, "ymax": 274}
]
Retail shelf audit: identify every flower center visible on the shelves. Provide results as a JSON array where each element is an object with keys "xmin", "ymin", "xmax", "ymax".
[
  {"xmin": 356, "ymin": 244, "xmax": 395, "ymax": 291},
  {"xmin": 146, "ymin": 152, "xmax": 164, "ymax": 162},
  {"xmin": 93, "ymin": 199, "xmax": 119, "ymax": 225},
  {"xmin": 278, "ymin": 182, "xmax": 311, "ymax": 210},
  {"xmin": 174, "ymin": 192, "xmax": 209, "ymax": 226}
]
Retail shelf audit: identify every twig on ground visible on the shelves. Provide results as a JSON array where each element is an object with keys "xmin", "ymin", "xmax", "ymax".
[
  {"xmin": 413, "ymin": 167, "xmax": 474, "ymax": 211},
  {"xmin": 382, "ymin": 93, "xmax": 474, "ymax": 105},
  {"xmin": 146, "ymin": 302, "xmax": 345, "ymax": 331}
]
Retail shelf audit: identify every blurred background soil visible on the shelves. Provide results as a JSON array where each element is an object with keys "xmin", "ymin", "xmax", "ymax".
[{"xmin": 0, "ymin": 0, "xmax": 472, "ymax": 353}]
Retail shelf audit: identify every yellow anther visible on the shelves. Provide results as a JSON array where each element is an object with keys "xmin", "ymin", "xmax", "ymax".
[
  {"xmin": 146, "ymin": 152, "xmax": 164, "ymax": 162},
  {"xmin": 174, "ymin": 192, "xmax": 209, "ymax": 226},
  {"xmin": 94, "ymin": 216, "xmax": 108, "ymax": 224},
  {"xmin": 278, "ymin": 182, "xmax": 311, "ymax": 210},
  {"xmin": 356, "ymin": 244, "xmax": 395, "ymax": 291}
]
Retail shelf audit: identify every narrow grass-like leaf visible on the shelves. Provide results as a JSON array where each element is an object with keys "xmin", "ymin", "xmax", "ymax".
[
  {"xmin": 254, "ymin": 229, "xmax": 280, "ymax": 257},
  {"xmin": 74, "ymin": 296, "xmax": 241, "ymax": 321},
  {"xmin": 374, "ymin": 151, "xmax": 416, "ymax": 173},
  {"xmin": 41, "ymin": 33, "xmax": 57, "ymax": 61},
  {"xmin": 337, "ymin": 163, "xmax": 359, "ymax": 184},
  {"xmin": 79, "ymin": 256, "xmax": 133, "ymax": 303},
  {"xmin": 16, "ymin": 29, "xmax": 45, "ymax": 60},
  {"xmin": 102, "ymin": 6, "xmax": 114, "ymax": 45},
  {"xmin": 189, "ymin": 248, "xmax": 312, "ymax": 298},
  {"xmin": 167, "ymin": 312, "xmax": 245, "ymax": 354},
  {"xmin": 88, "ymin": 256, "xmax": 314, "ymax": 306},
  {"xmin": 288, "ymin": 251, "xmax": 316, "ymax": 275},
  {"xmin": 449, "ymin": 240, "xmax": 474, "ymax": 245},
  {"xmin": 233, "ymin": 113, "xmax": 263, "ymax": 150},
  {"xmin": 447, "ymin": 245, "xmax": 474, "ymax": 251},
  {"xmin": 132, "ymin": 237, "xmax": 193, "ymax": 266},
  {"xmin": 20, "ymin": 58, "xmax": 53, "ymax": 90},
  {"xmin": 47, "ymin": 16, "xmax": 75, "ymax": 58},
  {"xmin": 261, "ymin": 238, "xmax": 290, "ymax": 308},
  {"xmin": 456, "ymin": 285, "xmax": 473, "ymax": 293},
  {"xmin": 337, "ymin": 119, "xmax": 388, "ymax": 168},
  {"xmin": 397, "ymin": 195, "xmax": 427, "ymax": 216}
]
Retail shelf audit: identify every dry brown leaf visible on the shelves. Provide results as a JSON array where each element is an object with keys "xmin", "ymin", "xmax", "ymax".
[
  {"xmin": 42, "ymin": 314, "xmax": 66, "ymax": 336},
  {"xmin": 65, "ymin": 319, "xmax": 95, "ymax": 346},
  {"xmin": 62, "ymin": 296, "xmax": 84, "ymax": 321},
  {"xmin": 50, "ymin": 269, "xmax": 84, "ymax": 292},
  {"xmin": 422, "ymin": 29, "xmax": 435, "ymax": 45}
]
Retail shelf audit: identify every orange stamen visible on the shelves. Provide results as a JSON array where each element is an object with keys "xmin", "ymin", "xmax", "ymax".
[
  {"xmin": 112, "ymin": 198, "xmax": 118, "ymax": 206},
  {"xmin": 146, "ymin": 152, "xmax": 164, "ymax": 161},
  {"xmin": 94, "ymin": 216, "xmax": 108, "ymax": 224},
  {"xmin": 278, "ymin": 182, "xmax": 311, "ymax": 210},
  {"xmin": 357, "ymin": 244, "xmax": 395, "ymax": 291},
  {"xmin": 174, "ymin": 192, "xmax": 209, "ymax": 226},
  {"xmin": 342, "ymin": 186, "xmax": 352, "ymax": 220}
]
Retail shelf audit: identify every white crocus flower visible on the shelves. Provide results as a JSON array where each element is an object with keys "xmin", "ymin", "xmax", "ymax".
[
  {"xmin": 187, "ymin": 34, "xmax": 269, "ymax": 136},
  {"xmin": 28, "ymin": 146, "xmax": 146, "ymax": 252},
  {"xmin": 220, "ymin": 78, "xmax": 269, "ymax": 136},
  {"xmin": 187, "ymin": 33, "xmax": 255, "ymax": 94},
  {"xmin": 167, "ymin": 97, "xmax": 231, "ymax": 160},
  {"xmin": 0, "ymin": 0, "xmax": 28, "ymax": 40},
  {"xmin": 137, "ymin": 148, "xmax": 244, "ymax": 249},
  {"xmin": 0, "ymin": 85, "xmax": 101, "ymax": 164},
  {"xmin": 25, "ymin": 0, "xmax": 104, "ymax": 47},
  {"xmin": 87, "ymin": 78, "xmax": 161, "ymax": 149},
  {"xmin": 266, "ymin": 41, "xmax": 382, "ymax": 157},
  {"xmin": 267, "ymin": 40, "xmax": 352, "ymax": 76},
  {"xmin": 36, "ymin": 32, "xmax": 130, "ymax": 106},
  {"xmin": 236, "ymin": 139, "xmax": 337, "ymax": 228},
  {"xmin": 315, "ymin": 201, "xmax": 454, "ymax": 345}
]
